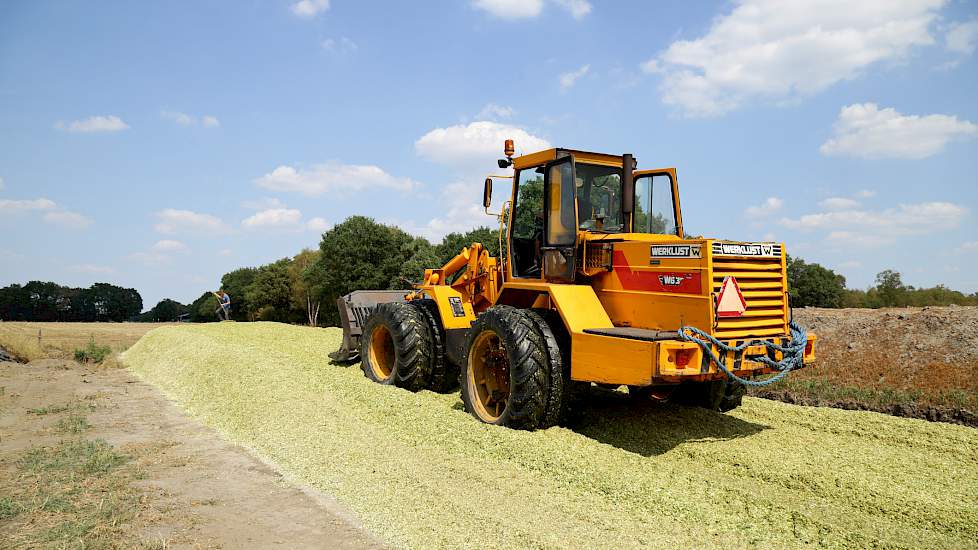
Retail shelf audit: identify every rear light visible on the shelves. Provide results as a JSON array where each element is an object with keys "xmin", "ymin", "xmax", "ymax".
[
  {"xmin": 675, "ymin": 349, "xmax": 694, "ymax": 367},
  {"xmin": 805, "ymin": 340, "xmax": 814, "ymax": 356}
]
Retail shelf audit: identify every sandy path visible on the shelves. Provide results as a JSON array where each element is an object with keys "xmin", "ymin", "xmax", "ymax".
[{"xmin": 0, "ymin": 360, "xmax": 383, "ymax": 549}]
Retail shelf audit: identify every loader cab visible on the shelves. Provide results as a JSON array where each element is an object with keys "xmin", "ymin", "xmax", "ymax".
[{"xmin": 505, "ymin": 148, "xmax": 684, "ymax": 283}]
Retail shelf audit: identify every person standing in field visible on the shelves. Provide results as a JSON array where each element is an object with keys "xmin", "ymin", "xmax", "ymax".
[{"xmin": 213, "ymin": 290, "xmax": 231, "ymax": 321}]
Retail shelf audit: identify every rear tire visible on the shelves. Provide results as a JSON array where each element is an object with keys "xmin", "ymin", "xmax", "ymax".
[
  {"xmin": 460, "ymin": 306, "xmax": 549, "ymax": 430},
  {"xmin": 675, "ymin": 379, "xmax": 744, "ymax": 412},
  {"xmin": 360, "ymin": 302, "xmax": 433, "ymax": 391}
]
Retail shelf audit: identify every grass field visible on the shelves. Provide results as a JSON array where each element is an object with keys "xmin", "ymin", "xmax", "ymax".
[
  {"xmin": 0, "ymin": 322, "xmax": 167, "ymax": 363},
  {"xmin": 122, "ymin": 322, "xmax": 978, "ymax": 549}
]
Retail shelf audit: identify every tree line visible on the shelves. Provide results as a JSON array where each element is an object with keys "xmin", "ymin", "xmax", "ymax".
[
  {"xmin": 177, "ymin": 216, "xmax": 501, "ymax": 326},
  {"xmin": 788, "ymin": 258, "xmax": 978, "ymax": 308},
  {"xmin": 4, "ymin": 217, "xmax": 975, "ymax": 323},
  {"xmin": 0, "ymin": 281, "xmax": 142, "ymax": 322}
]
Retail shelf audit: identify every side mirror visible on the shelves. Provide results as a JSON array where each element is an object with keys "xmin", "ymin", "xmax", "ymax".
[
  {"xmin": 622, "ymin": 153, "xmax": 634, "ymax": 215},
  {"xmin": 483, "ymin": 178, "xmax": 492, "ymax": 209}
]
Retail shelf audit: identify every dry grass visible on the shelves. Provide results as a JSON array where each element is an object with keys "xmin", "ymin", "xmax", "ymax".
[
  {"xmin": 123, "ymin": 322, "xmax": 978, "ymax": 549},
  {"xmin": 0, "ymin": 322, "xmax": 167, "ymax": 364}
]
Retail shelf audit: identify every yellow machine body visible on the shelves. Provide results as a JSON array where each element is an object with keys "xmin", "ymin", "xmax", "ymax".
[{"xmin": 404, "ymin": 148, "xmax": 816, "ymax": 388}]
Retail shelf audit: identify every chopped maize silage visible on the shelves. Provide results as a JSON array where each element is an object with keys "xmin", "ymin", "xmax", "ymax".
[{"xmin": 122, "ymin": 323, "xmax": 978, "ymax": 549}]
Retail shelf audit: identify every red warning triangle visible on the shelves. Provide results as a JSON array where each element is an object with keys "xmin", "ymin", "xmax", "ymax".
[{"xmin": 716, "ymin": 276, "xmax": 747, "ymax": 317}]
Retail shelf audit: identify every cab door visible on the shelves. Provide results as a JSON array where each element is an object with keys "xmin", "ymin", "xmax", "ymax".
[
  {"xmin": 542, "ymin": 156, "xmax": 578, "ymax": 282},
  {"xmin": 632, "ymin": 168, "xmax": 683, "ymax": 237}
]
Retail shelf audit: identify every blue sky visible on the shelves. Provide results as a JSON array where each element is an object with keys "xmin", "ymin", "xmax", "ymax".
[{"xmin": 2, "ymin": 0, "xmax": 977, "ymax": 309}]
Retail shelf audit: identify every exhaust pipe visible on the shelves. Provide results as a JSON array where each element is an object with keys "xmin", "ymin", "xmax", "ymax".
[{"xmin": 622, "ymin": 153, "xmax": 634, "ymax": 225}]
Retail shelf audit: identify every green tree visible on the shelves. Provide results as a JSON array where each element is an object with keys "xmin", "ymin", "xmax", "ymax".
[
  {"xmin": 436, "ymin": 227, "xmax": 500, "ymax": 266},
  {"xmin": 146, "ymin": 299, "xmax": 188, "ymax": 322},
  {"xmin": 874, "ymin": 269, "xmax": 906, "ymax": 307},
  {"xmin": 188, "ymin": 292, "xmax": 219, "ymax": 322},
  {"xmin": 246, "ymin": 258, "xmax": 294, "ymax": 321},
  {"xmin": 290, "ymin": 248, "xmax": 323, "ymax": 326},
  {"xmin": 787, "ymin": 256, "xmax": 847, "ymax": 308},
  {"xmin": 308, "ymin": 216, "xmax": 415, "ymax": 326},
  {"xmin": 220, "ymin": 267, "xmax": 259, "ymax": 321},
  {"xmin": 398, "ymin": 237, "xmax": 439, "ymax": 286}
]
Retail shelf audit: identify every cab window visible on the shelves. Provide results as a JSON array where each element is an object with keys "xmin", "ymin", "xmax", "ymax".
[
  {"xmin": 634, "ymin": 173, "xmax": 678, "ymax": 235},
  {"xmin": 576, "ymin": 164, "xmax": 623, "ymax": 232}
]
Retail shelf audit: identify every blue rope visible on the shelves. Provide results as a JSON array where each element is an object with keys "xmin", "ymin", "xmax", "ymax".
[{"xmin": 678, "ymin": 321, "xmax": 808, "ymax": 387}]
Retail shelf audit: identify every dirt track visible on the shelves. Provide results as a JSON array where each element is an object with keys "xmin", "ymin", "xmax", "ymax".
[{"xmin": 0, "ymin": 359, "xmax": 382, "ymax": 549}]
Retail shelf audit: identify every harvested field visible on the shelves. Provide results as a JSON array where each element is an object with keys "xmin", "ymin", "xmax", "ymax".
[
  {"xmin": 123, "ymin": 322, "xmax": 978, "ymax": 549},
  {"xmin": 0, "ymin": 321, "xmax": 166, "ymax": 363},
  {"xmin": 753, "ymin": 306, "xmax": 978, "ymax": 425}
]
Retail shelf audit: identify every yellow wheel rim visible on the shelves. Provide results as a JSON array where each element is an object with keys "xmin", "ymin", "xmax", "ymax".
[
  {"xmin": 468, "ymin": 330, "xmax": 510, "ymax": 422},
  {"xmin": 368, "ymin": 325, "xmax": 395, "ymax": 380}
]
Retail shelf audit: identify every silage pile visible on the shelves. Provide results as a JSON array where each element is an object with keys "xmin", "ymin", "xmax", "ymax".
[{"xmin": 122, "ymin": 323, "xmax": 978, "ymax": 549}]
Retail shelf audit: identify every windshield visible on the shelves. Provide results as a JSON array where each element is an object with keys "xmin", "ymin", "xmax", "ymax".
[{"xmin": 576, "ymin": 163, "xmax": 623, "ymax": 232}]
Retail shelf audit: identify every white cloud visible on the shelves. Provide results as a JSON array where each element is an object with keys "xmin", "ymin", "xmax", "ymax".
[
  {"xmin": 392, "ymin": 181, "xmax": 493, "ymax": 241},
  {"xmin": 643, "ymin": 0, "xmax": 946, "ymax": 116},
  {"xmin": 475, "ymin": 103, "xmax": 515, "ymax": 121},
  {"xmin": 242, "ymin": 208, "xmax": 303, "ymax": 229},
  {"xmin": 161, "ymin": 111, "xmax": 194, "ymax": 126},
  {"xmin": 43, "ymin": 210, "xmax": 92, "ymax": 228},
  {"xmin": 946, "ymin": 19, "xmax": 978, "ymax": 55},
  {"xmin": 959, "ymin": 241, "xmax": 978, "ymax": 252},
  {"xmin": 780, "ymin": 201, "xmax": 967, "ymax": 246},
  {"xmin": 256, "ymin": 163, "xmax": 418, "ymax": 196},
  {"xmin": 855, "ymin": 189, "xmax": 876, "ymax": 198},
  {"xmin": 820, "ymin": 103, "xmax": 977, "ymax": 159},
  {"xmin": 0, "ymin": 197, "xmax": 90, "ymax": 228},
  {"xmin": 70, "ymin": 264, "xmax": 116, "ymax": 275},
  {"xmin": 472, "ymin": 0, "xmax": 543, "ymax": 19},
  {"xmin": 219, "ymin": 248, "xmax": 232, "ymax": 257},
  {"xmin": 472, "ymin": 0, "xmax": 590, "ymax": 19},
  {"xmin": 291, "ymin": 0, "xmax": 329, "ymax": 17},
  {"xmin": 559, "ymin": 64, "xmax": 590, "ymax": 90},
  {"xmin": 0, "ymin": 197, "xmax": 56, "ymax": 212},
  {"xmin": 162, "ymin": 111, "xmax": 220, "ymax": 128},
  {"xmin": 745, "ymin": 196, "xmax": 783, "ymax": 218},
  {"xmin": 415, "ymin": 121, "xmax": 550, "ymax": 168},
  {"xmin": 0, "ymin": 177, "xmax": 4, "ymax": 191},
  {"xmin": 242, "ymin": 197, "xmax": 286, "ymax": 210},
  {"xmin": 152, "ymin": 239, "xmax": 188, "ymax": 252},
  {"xmin": 837, "ymin": 260, "xmax": 862, "ymax": 269},
  {"xmin": 322, "ymin": 37, "xmax": 357, "ymax": 53},
  {"xmin": 307, "ymin": 217, "xmax": 331, "ymax": 232},
  {"xmin": 553, "ymin": 0, "xmax": 591, "ymax": 19},
  {"xmin": 820, "ymin": 197, "xmax": 860, "ymax": 210},
  {"xmin": 155, "ymin": 209, "xmax": 229, "ymax": 234},
  {"xmin": 55, "ymin": 115, "xmax": 129, "ymax": 133}
]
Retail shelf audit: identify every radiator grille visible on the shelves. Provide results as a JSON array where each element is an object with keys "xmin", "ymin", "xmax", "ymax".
[{"xmin": 711, "ymin": 246, "xmax": 787, "ymax": 339}]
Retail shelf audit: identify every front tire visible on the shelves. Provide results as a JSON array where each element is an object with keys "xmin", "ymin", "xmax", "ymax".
[
  {"xmin": 360, "ymin": 302, "xmax": 433, "ymax": 391},
  {"xmin": 460, "ymin": 306, "xmax": 549, "ymax": 430}
]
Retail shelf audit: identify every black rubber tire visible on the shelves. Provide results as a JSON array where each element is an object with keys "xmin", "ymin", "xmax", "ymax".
[
  {"xmin": 411, "ymin": 299, "xmax": 458, "ymax": 393},
  {"xmin": 527, "ymin": 308, "xmax": 572, "ymax": 428},
  {"xmin": 360, "ymin": 302, "xmax": 433, "ymax": 392},
  {"xmin": 460, "ymin": 305, "xmax": 549, "ymax": 430},
  {"xmin": 718, "ymin": 380, "xmax": 745, "ymax": 412},
  {"xmin": 628, "ymin": 384, "xmax": 679, "ymax": 402},
  {"xmin": 674, "ymin": 379, "xmax": 744, "ymax": 412}
]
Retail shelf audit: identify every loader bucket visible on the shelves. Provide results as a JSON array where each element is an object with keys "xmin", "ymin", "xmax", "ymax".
[{"xmin": 328, "ymin": 290, "xmax": 409, "ymax": 362}]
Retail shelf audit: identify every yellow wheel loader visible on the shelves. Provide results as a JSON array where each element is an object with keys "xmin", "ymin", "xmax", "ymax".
[{"xmin": 331, "ymin": 142, "xmax": 816, "ymax": 429}]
